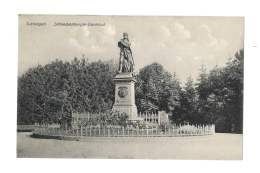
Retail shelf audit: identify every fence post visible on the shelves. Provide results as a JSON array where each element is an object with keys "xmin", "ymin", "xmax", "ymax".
[
  {"xmin": 175, "ymin": 125, "xmax": 178, "ymax": 136},
  {"xmin": 90, "ymin": 126, "xmax": 92, "ymax": 136},
  {"xmin": 172, "ymin": 125, "xmax": 174, "ymax": 136},
  {"xmin": 158, "ymin": 113, "xmax": 160, "ymax": 125},
  {"xmin": 83, "ymin": 126, "xmax": 85, "ymax": 136},
  {"xmin": 86, "ymin": 126, "xmax": 89, "ymax": 136},
  {"xmin": 92, "ymin": 126, "xmax": 94, "ymax": 136},
  {"xmin": 85, "ymin": 126, "xmax": 88, "ymax": 136},
  {"xmin": 112, "ymin": 127, "xmax": 116, "ymax": 136},
  {"xmin": 145, "ymin": 112, "xmax": 147, "ymax": 124},
  {"xmin": 178, "ymin": 125, "xmax": 180, "ymax": 136},
  {"xmin": 80, "ymin": 126, "xmax": 83, "ymax": 136}
]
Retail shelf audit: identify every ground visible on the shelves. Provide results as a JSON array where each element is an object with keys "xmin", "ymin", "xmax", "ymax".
[{"xmin": 17, "ymin": 132, "xmax": 242, "ymax": 159}]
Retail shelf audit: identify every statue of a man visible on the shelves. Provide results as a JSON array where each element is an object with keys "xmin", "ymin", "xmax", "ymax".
[{"xmin": 118, "ymin": 33, "xmax": 134, "ymax": 73}]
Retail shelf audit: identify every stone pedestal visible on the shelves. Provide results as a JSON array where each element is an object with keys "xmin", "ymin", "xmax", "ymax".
[{"xmin": 112, "ymin": 73, "xmax": 138, "ymax": 120}]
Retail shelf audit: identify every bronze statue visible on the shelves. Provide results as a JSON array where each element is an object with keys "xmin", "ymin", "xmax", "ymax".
[{"xmin": 118, "ymin": 33, "xmax": 134, "ymax": 73}]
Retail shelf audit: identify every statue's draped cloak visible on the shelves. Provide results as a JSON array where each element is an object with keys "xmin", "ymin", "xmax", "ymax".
[{"xmin": 118, "ymin": 39, "xmax": 134, "ymax": 73}]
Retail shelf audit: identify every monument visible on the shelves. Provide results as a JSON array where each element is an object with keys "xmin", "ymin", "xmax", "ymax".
[{"xmin": 112, "ymin": 33, "xmax": 138, "ymax": 120}]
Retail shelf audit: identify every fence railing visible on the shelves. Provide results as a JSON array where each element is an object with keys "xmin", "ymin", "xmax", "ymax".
[
  {"xmin": 17, "ymin": 124, "xmax": 62, "ymax": 132},
  {"xmin": 33, "ymin": 124, "xmax": 215, "ymax": 138},
  {"xmin": 137, "ymin": 112, "xmax": 159, "ymax": 123},
  {"xmin": 72, "ymin": 112, "xmax": 164, "ymax": 125},
  {"xmin": 17, "ymin": 125, "xmax": 37, "ymax": 132}
]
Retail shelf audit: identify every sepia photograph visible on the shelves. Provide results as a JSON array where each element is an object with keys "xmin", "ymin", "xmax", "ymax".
[{"xmin": 17, "ymin": 15, "xmax": 244, "ymax": 159}]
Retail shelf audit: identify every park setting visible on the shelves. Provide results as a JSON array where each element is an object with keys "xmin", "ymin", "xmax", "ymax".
[{"xmin": 17, "ymin": 15, "xmax": 243, "ymax": 159}]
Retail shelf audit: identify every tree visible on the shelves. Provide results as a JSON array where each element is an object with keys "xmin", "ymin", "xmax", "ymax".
[
  {"xmin": 176, "ymin": 77, "xmax": 198, "ymax": 124},
  {"xmin": 221, "ymin": 49, "xmax": 243, "ymax": 133},
  {"xmin": 194, "ymin": 49, "xmax": 243, "ymax": 133},
  {"xmin": 18, "ymin": 50, "xmax": 243, "ymax": 133},
  {"xmin": 135, "ymin": 62, "xmax": 181, "ymax": 113},
  {"xmin": 17, "ymin": 58, "xmax": 117, "ymax": 125},
  {"xmin": 195, "ymin": 65, "xmax": 212, "ymax": 124}
]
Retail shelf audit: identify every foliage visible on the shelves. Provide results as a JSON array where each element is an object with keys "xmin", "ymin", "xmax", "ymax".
[
  {"xmin": 18, "ymin": 49, "xmax": 243, "ymax": 133},
  {"xmin": 135, "ymin": 63, "xmax": 181, "ymax": 113},
  {"xmin": 174, "ymin": 77, "xmax": 198, "ymax": 124},
  {"xmin": 78, "ymin": 110, "xmax": 129, "ymax": 127},
  {"xmin": 191, "ymin": 49, "xmax": 243, "ymax": 133},
  {"xmin": 18, "ymin": 58, "xmax": 117, "ymax": 125}
]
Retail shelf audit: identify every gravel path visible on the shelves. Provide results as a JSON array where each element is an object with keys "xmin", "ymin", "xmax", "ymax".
[{"xmin": 17, "ymin": 132, "xmax": 242, "ymax": 159}]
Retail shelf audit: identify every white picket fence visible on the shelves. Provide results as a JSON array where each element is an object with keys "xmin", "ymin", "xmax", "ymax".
[
  {"xmin": 72, "ymin": 112, "xmax": 165, "ymax": 125},
  {"xmin": 137, "ymin": 112, "xmax": 161, "ymax": 124},
  {"xmin": 33, "ymin": 124, "xmax": 215, "ymax": 137}
]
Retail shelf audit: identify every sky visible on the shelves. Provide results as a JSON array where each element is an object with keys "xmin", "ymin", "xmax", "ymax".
[{"xmin": 19, "ymin": 15, "xmax": 244, "ymax": 82}]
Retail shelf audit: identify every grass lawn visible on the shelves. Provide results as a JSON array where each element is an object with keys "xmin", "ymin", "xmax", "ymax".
[{"xmin": 17, "ymin": 132, "xmax": 242, "ymax": 159}]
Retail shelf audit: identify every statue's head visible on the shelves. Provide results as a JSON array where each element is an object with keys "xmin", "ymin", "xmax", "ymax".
[{"xmin": 123, "ymin": 32, "xmax": 128, "ymax": 39}]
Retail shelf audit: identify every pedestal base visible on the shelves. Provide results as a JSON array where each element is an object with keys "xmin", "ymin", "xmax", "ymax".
[
  {"xmin": 112, "ymin": 73, "xmax": 139, "ymax": 120},
  {"xmin": 112, "ymin": 105, "xmax": 138, "ymax": 120}
]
